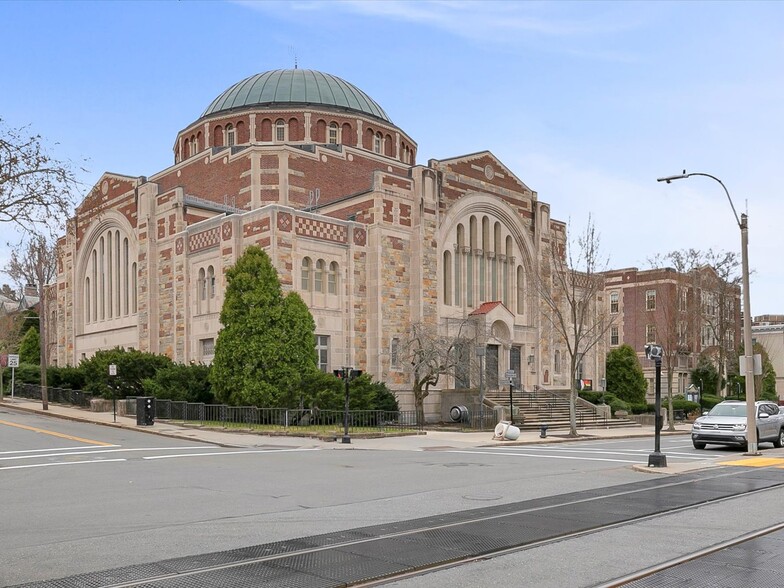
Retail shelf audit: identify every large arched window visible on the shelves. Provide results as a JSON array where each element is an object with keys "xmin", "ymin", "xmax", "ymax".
[{"xmin": 82, "ymin": 224, "xmax": 137, "ymax": 328}]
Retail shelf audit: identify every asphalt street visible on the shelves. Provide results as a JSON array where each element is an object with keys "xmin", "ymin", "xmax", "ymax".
[{"xmin": 2, "ymin": 407, "xmax": 782, "ymax": 587}]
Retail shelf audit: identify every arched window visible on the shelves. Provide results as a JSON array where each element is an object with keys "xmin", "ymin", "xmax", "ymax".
[
  {"xmin": 374, "ymin": 132, "xmax": 382, "ymax": 154},
  {"xmin": 226, "ymin": 124, "xmax": 235, "ymax": 147},
  {"xmin": 123, "ymin": 238, "xmax": 129, "ymax": 315},
  {"xmin": 516, "ymin": 265, "xmax": 524, "ymax": 314},
  {"xmin": 328, "ymin": 262, "xmax": 338, "ymax": 294},
  {"xmin": 342, "ymin": 122, "xmax": 353, "ymax": 146},
  {"xmin": 276, "ymin": 119, "xmax": 286, "ymax": 142},
  {"xmin": 84, "ymin": 277, "xmax": 91, "ymax": 323},
  {"xmin": 131, "ymin": 262, "xmax": 137, "ymax": 314},
  {"xmin": 315, "ymin": 259, "xmax": 325, "ymax": 293},
  {"xmin": 198, "ymin": 268, "xmax": 206, "ymax": 303},
  {"xmin": 455, "ymin": 224, "xmax": 464, "ymax": 306},
  {"xmin": 443, "ymin": 250, "xmax": 452, "ymax": 305},
  {"xmin": 467, "ymin": 216, "xmax": 477, "ymax": 307},
  {"xmin": 207, "ymin": 266, "xmax": 216, "ymax": 299},
  {"xmin": 328, "ymin": 122, "xmax": 338, "ymax": 144},
  {"xmin": 301, "ymin": 257, "xmax": 311, "ymax": 290},
  {"xmin": 504, "ymin": 235, "xmax": 513, "ymax": 306}
]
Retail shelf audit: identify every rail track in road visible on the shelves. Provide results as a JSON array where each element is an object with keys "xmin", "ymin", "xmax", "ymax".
[{"xmin": 12, "ymin": 466, "xmax": 784, "ymax": 588}]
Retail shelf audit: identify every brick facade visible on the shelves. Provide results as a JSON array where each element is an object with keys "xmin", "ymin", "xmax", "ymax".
[{"xmin": 50, "ymin": 69, "xmax": 594, "ymax": 421}]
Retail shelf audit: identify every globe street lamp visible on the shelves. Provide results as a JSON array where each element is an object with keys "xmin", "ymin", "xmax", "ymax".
[{"xmin": 657, "ymin": 171, "xmax": 758, "ymax": 454}]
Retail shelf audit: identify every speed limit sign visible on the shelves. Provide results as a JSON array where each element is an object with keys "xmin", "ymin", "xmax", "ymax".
[{"xmin": 8, "ymin": 354, "xmax": 19, "ymax": 368}]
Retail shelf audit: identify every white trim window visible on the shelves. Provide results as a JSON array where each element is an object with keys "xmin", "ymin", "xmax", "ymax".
[
  {"xmin": 225, "ymin": 124, "xmax": 236, "ymax": 147},
  {"xmin": 316, "ymin": 335, "xmax": 329, "ymax": 372}
]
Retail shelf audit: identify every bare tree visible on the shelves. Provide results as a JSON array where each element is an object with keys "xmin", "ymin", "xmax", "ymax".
[
  {"xmin": 647, "ymin": 249, "xmax": 702, "ymax": 430},
  {"xmin": 698, "ymin": 250, "xmax": 741, "ymax": 395},
  {"xmin": 6, "ymin": 235, "xmax": 58, "ymax": 410},
  {"xmin": 402, "ymin": 319, "xmax": 477, "ymax": 426},
  {"xmin": 0, "ymin": 118, "xmax": 82, "ymax": 233},
  {"xmin": 535, "ymin": 215, "xmax": 614, "ymax": 437}
]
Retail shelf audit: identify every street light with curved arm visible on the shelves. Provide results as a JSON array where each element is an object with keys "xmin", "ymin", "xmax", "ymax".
[{"xmin": 657, "ymin": 170, "xmax": 758, "ymax": 454}]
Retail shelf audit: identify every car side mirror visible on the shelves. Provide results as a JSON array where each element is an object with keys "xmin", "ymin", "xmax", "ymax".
[
  {"xmin": 702, "ymin": 410, "xmax": 709, "ymax": 416},
  {"xmin": 759, "ymin": 413, "xmax": 769, "ymax": 419}
]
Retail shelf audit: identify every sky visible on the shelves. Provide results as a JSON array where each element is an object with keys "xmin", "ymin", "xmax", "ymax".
[{"xmin": 1, "ymin": 0, "xmax": 782, "ymax": 315}]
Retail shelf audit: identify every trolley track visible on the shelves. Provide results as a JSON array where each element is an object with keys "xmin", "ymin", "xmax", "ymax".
[{"xmin": 12, "ymin": 466, "xmax": 784, "ymax": 588}]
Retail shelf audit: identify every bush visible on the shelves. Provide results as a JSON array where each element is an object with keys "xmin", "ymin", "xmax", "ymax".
[
  {"xmin": 579, "ymin": 391, "xmax": 604, "ymax": 405},
  {"xmin": 609, "ymin": 397, "xmax": 629, "ymax": 415},
  {"xmin": 79, "ymin": 348, "xmax": 173, "ymax": 399},
  {"xmin": 142, "ymin": 363, "xmax": 214, "ymax": 403},
  {"xmin": 700, "ymin": 394, "xmax": 723, "ymax": 411},
  {"xmin": 664, "ymin": 396, "xmax": 700, "ymax": 414},
  {"xmin": 629, "ymin": 403, "xmax": 650, "ymax": 414},
  {"xmin": 47, "ymin": 365, "xmax": 86, "ymax": 390}
]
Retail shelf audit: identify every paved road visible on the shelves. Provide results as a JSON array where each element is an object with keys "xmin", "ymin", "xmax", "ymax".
[{"xmin": 1, "ymin": 407, "xmax": 780, "ymax": 587}]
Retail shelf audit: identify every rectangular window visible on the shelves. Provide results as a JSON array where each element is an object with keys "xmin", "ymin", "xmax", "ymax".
[
  {"xmin": 679, "ymin": 289, "xmax": 688, "ymax": 312},
  {"xmin": 390, "ymin": 338, "xmax": 400, "ymax": 369},
  {"xmin": 646, "ymin": 289, "xmax": 656, "ymax": 311},
  {"xmin": 316, "ymin": 335, "xmax": 329, "ymax": 372},
  {"xmin": 201, "ymin": 338, "xmax": 215, "ymax": 358},
  {"xmin": 610, "ymin": 326, "xmax": 619, "ymax": 346},
  {"xmin": 646, "ymin": 324, "xmax": 656, "ymax": 343},
  {"xmin": 610, "ymin": 291, "xmax": 619, "ymax": 314}
]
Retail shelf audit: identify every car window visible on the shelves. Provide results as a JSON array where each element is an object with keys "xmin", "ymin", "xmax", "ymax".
[{"xmin": 709, "ymin": 404, "xmax": 745, "ymax": 417}]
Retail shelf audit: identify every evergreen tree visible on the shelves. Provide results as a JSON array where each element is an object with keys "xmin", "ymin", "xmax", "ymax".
[
  {"xmin": 210, "ymin": 246, "xmax": 318, "ymax": 407},
  {"xmin": 18, "ymin": 326, "xmax": 40, "ymax": 364},
  {"xmin": 606, "ymin": 344, "xmax": 647, "ymax": 404}
]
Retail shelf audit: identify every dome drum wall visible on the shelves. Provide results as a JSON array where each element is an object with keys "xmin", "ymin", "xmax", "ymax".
[{"xmin": 175, "ymin": 70, "xmax": 416, "ymax": 165}]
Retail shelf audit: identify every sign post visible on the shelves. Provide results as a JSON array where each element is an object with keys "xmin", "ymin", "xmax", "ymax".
[
  {"xmin": 505, "ymin": 370, "xmax": 517, "ymax": 425},
  {"xmin": 8, "ymin": 354, "xmax": 19, "ymax": 400},
  {"xmin": 109, "ymin": 364, "xmax": 117, "ymax": 423}
]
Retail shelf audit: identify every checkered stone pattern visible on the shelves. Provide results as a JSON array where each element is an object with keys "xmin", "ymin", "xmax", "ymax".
[
  {"xmin": 296, "ymin": 216, "xmax": 347, "ymax": 243},
  {"xmin": 189, "ymin": 227, "xmax": 220, "ymax": 253},
  {"xmin": 353, "ymin": 228, "xmax": 366, "ymax": 246},
  {"xmin": 221, "ymin": 221, "xmax": 233, "ymax": 240},
  {"xmin": 175, "ymin": 237, "xmax": 184, "ymax": 255},
  {"xmin": 277, "ymin": 212, "xmax": 292, "ymax": 232}
]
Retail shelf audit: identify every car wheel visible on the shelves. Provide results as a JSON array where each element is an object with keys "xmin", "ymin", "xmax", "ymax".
[
  {"xmin": 693, "ymin": 441, "xmax": 706, "ymax": 450},
  {"xmin": 774, "ymin": 429, "xmax": 784, "ymax": 449}
]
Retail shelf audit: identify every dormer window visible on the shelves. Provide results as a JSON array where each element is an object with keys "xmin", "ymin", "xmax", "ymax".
[{"xmin": 225, "ymin": 124, "xmax": 236, "ymax": 147}]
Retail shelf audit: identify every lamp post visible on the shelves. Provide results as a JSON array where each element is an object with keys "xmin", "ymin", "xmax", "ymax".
[
  {"xmin": 657, "ymin": 171, "xmax": 758, "ymax": 454},
  {"xmin": 645, "ymin": 344, "xmax": 667, "ymax": 467},
  {"xmin": 476, "ymin": 346, "xmax": 486, "ymax": 428}
]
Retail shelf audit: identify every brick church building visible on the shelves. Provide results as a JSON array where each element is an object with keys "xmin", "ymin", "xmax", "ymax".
[{"xmin": 50, "ymin": 68, "xmax": 602, "ymax": 419}]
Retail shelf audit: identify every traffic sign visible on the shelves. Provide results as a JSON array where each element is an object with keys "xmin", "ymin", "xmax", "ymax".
[{"xmin": 8, "ymin": 354, "xmax": 19, "ymax": 368}]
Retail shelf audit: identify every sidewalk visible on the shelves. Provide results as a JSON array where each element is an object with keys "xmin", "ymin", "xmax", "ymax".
[{"xmin": 1, "ymin": 396, "xmax": 693, "ymax": 454}]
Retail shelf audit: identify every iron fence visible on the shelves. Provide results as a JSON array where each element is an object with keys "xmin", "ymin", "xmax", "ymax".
[{"xmin": 16, "ymin": 383, "xmax": 95, "ymax": 408}]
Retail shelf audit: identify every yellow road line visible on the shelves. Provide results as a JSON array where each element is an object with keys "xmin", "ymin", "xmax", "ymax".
[
  {"xmin": 0, "ymin": 419, "xmax": 114, "ymax": 446},
  {"xmin": 719, "ymin": 456, "xmax": 784, "ymax": 468}
]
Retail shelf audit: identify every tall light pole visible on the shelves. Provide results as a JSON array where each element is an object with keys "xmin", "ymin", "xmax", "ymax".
[{"xmin": 657, "ymin": 171, "xmax": 758, "ymax": 454}]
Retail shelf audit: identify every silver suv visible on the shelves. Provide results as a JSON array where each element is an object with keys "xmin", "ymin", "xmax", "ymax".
[{"xmin": 691, "ymin": 400, "xmax": 784, "ymax": 450}]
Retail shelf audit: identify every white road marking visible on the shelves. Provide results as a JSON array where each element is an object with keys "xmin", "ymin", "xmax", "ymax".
[
  {"xmin": 0, "ymin": 446, "xmax": 217, "ymax": 461},
  {"xmin": 0, "ymin": 445, "xmax": 121, "ymax": 455},
  {"xmin": 143, "ymin": 448, "xmax": 320, "ymax": 460},
  {"xmin": 443, "ymin": 450, "xmax": 643, "ymax": 464},
  {"xmin": 490, "ymin": 446, "xmax": 710, "ymax": 460},
  {"xmin": 0, "ymin": 459, "xmax": 127, "ymax": 471}
]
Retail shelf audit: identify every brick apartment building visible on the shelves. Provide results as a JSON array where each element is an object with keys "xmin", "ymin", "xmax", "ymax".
[
  {"xmin": 47, "ymin": 68, "xmax": 604, "ymax": 420},
  {"xmin": 603, "ymin": 266, "xmax": 742, "ymax": 400}
]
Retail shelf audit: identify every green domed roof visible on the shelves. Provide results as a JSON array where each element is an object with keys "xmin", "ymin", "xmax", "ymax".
[{"xmin": 202, "ymin": 69, "xmax": 392, "ymax": 123}]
